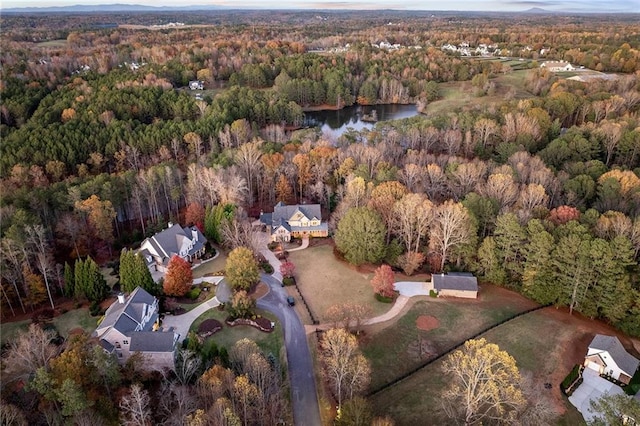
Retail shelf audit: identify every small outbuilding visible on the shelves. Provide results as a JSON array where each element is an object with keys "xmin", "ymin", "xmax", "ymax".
[{"xmin": 432, "ymin": 272, "xmax": 478, "ymax": 299}]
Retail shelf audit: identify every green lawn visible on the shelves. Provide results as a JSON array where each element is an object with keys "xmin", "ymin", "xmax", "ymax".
[
  {"xmin": 362, "ymin": 286, "xmax": 539, "ymax": 390},
  {"xmin": 188, "ymin": 308, "xmax": 283, "ymax": 358},
  {"xmin": 0, "ymin": 319, "xmax": 30, "ymax": 345},
  {"xmin": 52, "ymin": 308, "xmax": 97, "ymax": 337},
  {"xmin": 368, "ymin": 304, "xmax": 588, "ymax": 425},
  {"xmin": 1, "ymin": 308, "xmax": 96, "ymax": 345},
  {"xmin": 192, "ymin": 250, "xmax": 228, "ymax": 278},
  {"xmin": 36, "ymin": 39, "xmax": 66, "ymax": 47},
  {"xmin": 287, "ymin": 244, "xmax": 392, "ymax": 322}
]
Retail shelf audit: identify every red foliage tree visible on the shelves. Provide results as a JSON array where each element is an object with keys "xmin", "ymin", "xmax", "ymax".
[
  {"xmin": 370, "ymin": 264, "xmax": 396, "ymax": 298},
  {"xmin": 548, "ymin": 205, "xmax": 580, "ymax": 225},
  {"xmin": 280, "ymin": 261, "xmax": 296, "ymax": 278},
  {"xmin": 185, "ymin": 202, "xmax": 205, "ymax": 232},
  {"xmin": 163, "ymin": 255, "xmax": 193, "ymax": 297}
]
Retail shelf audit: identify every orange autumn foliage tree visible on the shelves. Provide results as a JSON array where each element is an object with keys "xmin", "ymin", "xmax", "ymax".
[{"xmin": 163, "ymin": 255, "xmax": 193, "ymax": 297}]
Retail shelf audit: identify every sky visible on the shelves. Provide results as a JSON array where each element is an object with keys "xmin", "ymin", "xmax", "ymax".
[{"xmin": 3, "ymin": 0, "xmax": 639, "ymax": 12}]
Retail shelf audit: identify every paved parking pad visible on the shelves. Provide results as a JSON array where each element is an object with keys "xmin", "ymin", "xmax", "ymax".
[{"xmin": 569, "ymin": 367, "xmax": 625, "ymax": 423}]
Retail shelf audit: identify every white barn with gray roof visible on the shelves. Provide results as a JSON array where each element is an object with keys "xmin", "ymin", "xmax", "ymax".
[
  {"xmin": 94, "ymin": 287, "xmax": 178, "ymax": 370},
  {"xmin": 432, "ymin": 272, "xmax": 478, "ymax": 299},
  {"xmin": 584, "ymin": 334, "xmax": 639, "ymax": 385}
]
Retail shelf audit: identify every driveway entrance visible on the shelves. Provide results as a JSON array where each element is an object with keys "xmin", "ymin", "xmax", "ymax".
[{"xmin": 569, "ymin": 367, "xmax": 625, "ymax": 423}]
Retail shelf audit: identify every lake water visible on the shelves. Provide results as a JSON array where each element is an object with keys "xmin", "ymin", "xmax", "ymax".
[{"xmin": 303, "ymin": 104, "xmax": 419, "ymax": 140}]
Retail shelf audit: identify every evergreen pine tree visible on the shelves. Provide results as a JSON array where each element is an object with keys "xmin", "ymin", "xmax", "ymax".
[{"xmin": 63, "ymin": 262, "xmax": 75, "ymax": 298}]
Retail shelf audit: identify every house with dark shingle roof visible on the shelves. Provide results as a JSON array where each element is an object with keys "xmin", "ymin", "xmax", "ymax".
[
  {"xmin": 94, "ymin": 287, "xmax": 178, "ymax": 370},
  {"xmin": 431, "ymin": 272, "xmax": 478, "ymax": 299},
  {"xmin": 138, "ymin": 222, "xmax": 207, "ymax": 274},
  {"xmin": 584, "ymin": 334, "xmax": 640, "ymax": 385},
  {"xmin": 259, "ymin": 202, "xmax": 328, "ymax": 242}
]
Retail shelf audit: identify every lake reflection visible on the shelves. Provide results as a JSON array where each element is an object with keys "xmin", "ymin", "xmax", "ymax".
[{"xmin": 303, "ymin": 104, "xmax": 419, "ymax": 140}]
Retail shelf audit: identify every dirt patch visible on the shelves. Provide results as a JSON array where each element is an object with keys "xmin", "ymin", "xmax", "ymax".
[
  {"xmin": 416, "ymin": 315, "xmax": 440, "ymax": 332},
  {"xmin": 251, "ymin": 282, "xmax": 270, "ymax": 299}
]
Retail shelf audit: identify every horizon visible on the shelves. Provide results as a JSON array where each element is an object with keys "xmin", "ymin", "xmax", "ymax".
[{"xmin": 3, "ymin": 0, "xmax": 639, "ymax": 13}]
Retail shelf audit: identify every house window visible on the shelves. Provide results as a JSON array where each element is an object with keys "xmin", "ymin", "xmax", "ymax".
[
  {"xmin": 123, "ymin": 340, "xmax": 129, "ymax": 345},
  {"xmin": 115, "ymin": 342, "xmax": 121, "ymax": 349}
]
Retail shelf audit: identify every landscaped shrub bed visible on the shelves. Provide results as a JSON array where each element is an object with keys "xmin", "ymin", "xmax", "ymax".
[
  {"xmin": 187, "ymin": 287, "xmax": 202, "ymax": 300},
  {"xmin": 282, "ymin": 276, "xmax": 296, "ymax": 286},
  {"xmin": 561, "ymin": 364, "xmax": 583, "ymax": 396},
  {"xmin": 375, "ymin": 293, "xmax": 395, "ymax": 303},
  {"xmin": 226, "ymin": 316, "xmax": 274, "ymax": 332},
  {"xmin": 197, "ymin": 319, "xmax": 223, "ymax": 338},
  {"xmin": 625, "ymin": 369, "xmax": 640, "ymax": 395},
  {"xmin": 261, "ymin": 262, "xmax": 274, "ymax": 274}
]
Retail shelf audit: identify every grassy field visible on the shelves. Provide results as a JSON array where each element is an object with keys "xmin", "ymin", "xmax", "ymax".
[
  {"xmin": 192, "ymin": 250, "xmax": 228, "ymax": 278},
  {"xmin": 362, "ymin": 285, "xmax": 539, "ymax": 390},
  {"xmin": 425, "ymin": 69, "xmax": 532, "ymax": 116},
  {"xmin": 188, "ymin": 307, "xmax": 283, "ymax": 358},
  {"xmin": 287, "ymin": 243, "xmax": 392, "ymax": 323},
  {"xmin": 1, "ymin": 308, "xmax": 96, "ymax": 345},
  {"xmin": 36, "ymin": 39, "xmax": 66, "ymax": 47},
  {"xmin": 367, "ymin": 296, "xmax": 599, "ymax": 425}
]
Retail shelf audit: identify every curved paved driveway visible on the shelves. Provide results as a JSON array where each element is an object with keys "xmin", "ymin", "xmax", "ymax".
[{"xmin": 257, "ymin": 273, "xmax": 322, "ymax": 426}]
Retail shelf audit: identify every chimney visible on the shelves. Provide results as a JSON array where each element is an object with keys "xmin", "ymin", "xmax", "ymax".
[
  {"xmin": 192, "ymin": 228, "xmax": 198, "ymax": 242},
  {"xmin": 118, "ymin": 293, "xmax": 126, "ymax": 304},
  {"xmin": 168, "ymin": 221, "xmax": 174, "ymax": 229}
]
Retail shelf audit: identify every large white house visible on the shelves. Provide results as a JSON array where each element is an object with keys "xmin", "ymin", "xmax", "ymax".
[
  {"xmin": 138, "ymin": 222, "xmax": 207, "ymax": 273},
  {"xmin": 584, "ymin": 334, "xmax": 640, "ymax": 385},
  {"xmin": 540, "ymin": 61, "xmax": 575, "ymax": 72},
  {"xmin": 259, "ymin": 202, "xmax": 328, "ymax": 242},
  {"xmin": 94, "ymin": 287, "xmax": 178, "ymax": 370}
]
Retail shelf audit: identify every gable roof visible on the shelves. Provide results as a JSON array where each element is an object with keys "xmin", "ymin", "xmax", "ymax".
[
  {"xmin": 97, "ymin": 287, "xmax": 157, "ymax": 336},
  {"xmin": 130, "ymin": 331, "xmax": 176, "ymax": 352},
  {"xmin": 142, "ymin": 223, "xmax": 207, "ymax": 264},
  {"xmin": 273, "ymin": 203, "xmax": 322, "ymax": 223},
  {"xmin": 433, "ymin": 273, "xmax": 478, "ymax": 292},
  {"xmin": 589, "ymin": 335, "xmax": 640, "ymax": 376}
]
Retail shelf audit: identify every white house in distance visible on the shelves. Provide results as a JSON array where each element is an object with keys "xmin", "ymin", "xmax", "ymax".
[
  {"xmin": 93, "ymin": 287, "xmax": 178, "ymax": 370},
  {"xmin": 431, "ymin": 272, "xmax": 478, "ymax": 299},
  {"xmin": 584, "ymin": 334, "xmax": 640, "ymax": 385},
  {"xmin": 540, "ymin": 61, "xmax": 575, "ymax": 72},
  {"xmin": 259, "ymin": 202, "xmax": 328, "ymax": 242},
  {"xmin": 138, "ymin": 222, "xmax": 207, "ymax": 273}
]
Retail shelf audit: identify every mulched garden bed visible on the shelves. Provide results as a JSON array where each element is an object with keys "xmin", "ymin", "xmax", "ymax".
[
  {"xmin": 226, "ymin": 316, "xmax": 274, "ymax": 332},
  {"xmin": 197, "ymin": 319, "xmax": 223, "ymax": 338}
]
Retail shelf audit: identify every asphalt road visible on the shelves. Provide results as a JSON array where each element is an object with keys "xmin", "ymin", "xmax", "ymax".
[{"xmin": 257, "ymin": 273, "xmax": 322, "ymax": 426}]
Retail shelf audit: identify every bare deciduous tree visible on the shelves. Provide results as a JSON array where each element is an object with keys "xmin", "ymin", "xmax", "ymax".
[
  {"xmin": 2, "ymin": 324, "xmax": 59, "ymax": 383},
  {"xmin": 429, "ymin": 200, "xmax": 474, "ymax": 271},
  {"xmin": 119, "ymin": 384, "xmax": 152, "ymax": 426}
]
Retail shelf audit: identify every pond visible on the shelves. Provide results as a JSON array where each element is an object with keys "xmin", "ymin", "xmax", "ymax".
[{"xmin": 303, "ymin": 104, "xmax": 420, "ymax": 140}]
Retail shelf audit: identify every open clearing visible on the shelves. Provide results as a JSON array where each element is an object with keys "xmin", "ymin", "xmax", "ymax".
[
  {"xmin": 361, "ymin": 284, "xmax": 539, "ymax": 391},
  {"xmin": 367, "ymin": 287, "xmax": 640, "ymax": 425},
  {"xmin": 1, "ymin": 308, "xmax": 96, "ymax": 345},
  {"xmin": 287, "ymin": 241, "xmax": 392, "ymax": 323},
  {"xmin": 425, "ymin": 69, "xmax": 532, "ymax": 116}
]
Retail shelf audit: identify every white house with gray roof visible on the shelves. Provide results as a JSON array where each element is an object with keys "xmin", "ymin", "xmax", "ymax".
[
  {"xmin": 139, "ymin": 222, "xmax": 207, "ymax": 274},
  {"xmin": 94, "ymin": 287, "xmax": 178, "ymax": 370},
  {"xmin": 259, "ymin": 202, "xmax": 328, "ymax": 242},
  {"xmin": 584, "ymin": 334, "xmax": 639, "ymax": 385}
]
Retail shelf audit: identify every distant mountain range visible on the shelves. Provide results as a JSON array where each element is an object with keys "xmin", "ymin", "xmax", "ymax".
[
  {"xmin": 1, "ymin": 3, "xmax": 230, "ymax": 13},
  {"xmin": 1, "ymin": 4, "xmax": 634, "ymax": 13}
]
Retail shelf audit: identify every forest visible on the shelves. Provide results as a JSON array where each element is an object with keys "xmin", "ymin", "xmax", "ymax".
[{"xmin": 1, "ymin": 9, "xmax": 639, "ymax": 426}]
